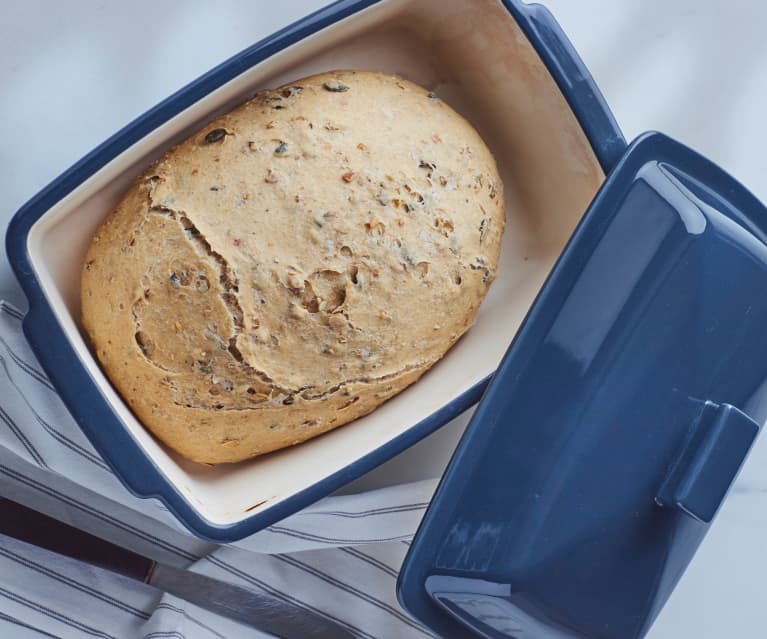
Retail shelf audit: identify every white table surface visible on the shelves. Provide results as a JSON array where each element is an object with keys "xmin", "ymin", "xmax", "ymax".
[{"xmin": 2, "ymin": 1, "xmax": 767, "ymax": 637}]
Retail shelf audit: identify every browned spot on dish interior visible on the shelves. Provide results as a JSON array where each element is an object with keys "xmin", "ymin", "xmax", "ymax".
[{"xmin": 244, "ymin": 498, "xmax": 273, "ymax": 512}]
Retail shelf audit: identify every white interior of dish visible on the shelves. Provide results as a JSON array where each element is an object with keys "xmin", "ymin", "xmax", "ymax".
[{"xmin": 27, "ymin": 0, "xmax": 603, "ymax": 525}]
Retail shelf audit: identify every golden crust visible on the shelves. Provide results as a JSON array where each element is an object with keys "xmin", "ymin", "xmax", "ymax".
[{"xmin": 81, "ymin": 70, "xmax": 505, "ymax": 463}]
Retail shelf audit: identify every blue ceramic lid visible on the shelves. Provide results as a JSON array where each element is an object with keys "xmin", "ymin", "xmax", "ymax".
[{"xmin": 398, "ymin": 132, "xmax": 767, "ymax": 639}]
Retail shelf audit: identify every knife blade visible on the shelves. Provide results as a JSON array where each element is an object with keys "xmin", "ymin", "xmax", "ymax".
[{"xmin": 0, "ymin": 497, "xmax": 354, "ymax": 638}]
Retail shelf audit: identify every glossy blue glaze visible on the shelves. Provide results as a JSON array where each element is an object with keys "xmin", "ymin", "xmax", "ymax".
[
  {"xmin": 502, "ymin": 1, "xmax": 626, "ymax": 172},
  {"xmin": 399, "ymin": 132, "xmax": 766, "ymax": 638},
  {"xmin": 4, "ymin": 0, "xmax": 624, "ymax": 541}
]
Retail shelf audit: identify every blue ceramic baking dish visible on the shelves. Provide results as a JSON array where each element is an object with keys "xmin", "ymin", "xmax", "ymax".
[
  {"xmin": 6, "ymin": 0, "xmax": 623, "ymax": 542},
  {"xmin": 399, "ymin": 130, "xmax": 767, "ymax": 638}
]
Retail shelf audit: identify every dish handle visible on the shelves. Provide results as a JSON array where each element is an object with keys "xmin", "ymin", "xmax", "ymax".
[
  {"xmin": 509, "ymin": 0, "xmax": 627, "ymax": 172},
  {"xmin": 656, "ymin": 401, "xmax": 759, "ymax": 523}
]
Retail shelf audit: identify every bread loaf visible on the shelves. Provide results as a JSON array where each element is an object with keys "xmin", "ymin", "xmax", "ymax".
[{"xmin": 81, "ymin": 70, "xmax": 504, "ymax": 463}]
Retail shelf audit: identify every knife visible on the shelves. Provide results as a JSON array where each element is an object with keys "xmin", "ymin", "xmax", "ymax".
[{"xmin": 0, "ymin": 497, "xmax": 354, "ymax": 638}]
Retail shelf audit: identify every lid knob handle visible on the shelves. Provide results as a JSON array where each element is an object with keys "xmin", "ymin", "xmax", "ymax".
[{"xmin": 656, "ymin": 402, "xmax": 759, "ymax": 523}]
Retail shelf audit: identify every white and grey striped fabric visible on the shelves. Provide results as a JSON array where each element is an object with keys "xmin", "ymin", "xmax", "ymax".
[{"xmin": 0, "ymin": 301, "xmax": 442, "ymax": 638}]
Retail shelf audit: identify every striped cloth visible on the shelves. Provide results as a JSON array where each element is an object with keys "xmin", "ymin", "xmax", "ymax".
[{"xmin": 0, "ymin": 301, "xmax": 445, "ymax": 639}]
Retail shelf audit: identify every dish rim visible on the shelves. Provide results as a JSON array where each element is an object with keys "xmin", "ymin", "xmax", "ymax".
[{"xmin": 4, "ymin": 0, "xmax": 624, "ymax": 541}]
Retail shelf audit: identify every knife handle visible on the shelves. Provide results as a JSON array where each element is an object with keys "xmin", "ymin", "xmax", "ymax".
[{"xmin": 0, "ymin": 497, "xmax": 154, "ymax": 582}]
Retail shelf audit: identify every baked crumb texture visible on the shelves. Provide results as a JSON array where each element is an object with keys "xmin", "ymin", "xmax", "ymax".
[{"xmin": 81, "ymin": 70, "xmax": 505, "ymax": 463}]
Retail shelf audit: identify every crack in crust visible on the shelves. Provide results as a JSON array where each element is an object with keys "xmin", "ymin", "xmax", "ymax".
[
  {"xmin": 297, "ymin": 362, "xmax": 423, "ymax": 401},
  {"xmin": 147, "ymin": 202, "xmax": 292, "ymax": 396},
  {"xmin": 134, "ymin": 192, "xmax": 425, "ymax": 410}
]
